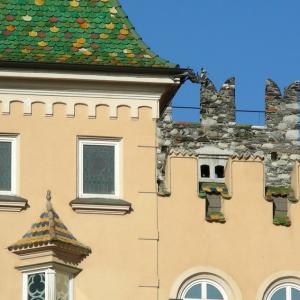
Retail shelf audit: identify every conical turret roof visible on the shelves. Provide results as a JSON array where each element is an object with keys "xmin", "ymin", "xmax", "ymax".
[
  {"xmin": 0, "ymin": 0, "xmax": 177, "ymax": 69},
  {"xmin": 8, "ymin": 191, "xmax": 91, "ymax": 260}
]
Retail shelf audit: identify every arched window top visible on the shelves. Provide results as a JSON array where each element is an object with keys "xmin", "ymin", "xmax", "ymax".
[
  {"xmin": 215, "ymin": 165, "xmax": 225, "ymax": 179},
  {"xmin": 181, "ymin": 279, "xmax": 228, "ymax": 300},
  {"xmin": 267, "ymin": 283, "xmax": 300, "ymax": 300},
  {"xmin": 171, "ymin": 268, "xmax": 241, "ymax": 300},
  {"xmin": 201, "ymin": 165, "xmax": 210, "ymax": 178}
]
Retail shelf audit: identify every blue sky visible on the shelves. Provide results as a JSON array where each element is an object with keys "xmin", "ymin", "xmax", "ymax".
[{"xmin": 121, "ymin": 0, "xmax": 300, "ymax": 124}]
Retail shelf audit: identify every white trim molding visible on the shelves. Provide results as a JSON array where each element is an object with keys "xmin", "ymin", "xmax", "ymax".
[
  {"xmin": 70, "ymin": 201, "xmax": 131, "ymax": 215},
  {"xmin": 257, "ymin": 271, "xmax": 300, "ymax": 300},
  {"xmin": 78, "ymin": 138, "xmax": 121, "ymax": 199},
  {"xmin": 181, "ymin": 279, "xmax": 228, "ymax": 300},
  {"xmin": 0, "ymin": 69, "xmax": 180, "ymax": 85},
  {"xmin": 0, "ymin": 92, "xmax": 160, "ymax": 119},
  {"xmin": 0, "ymin": 69, "xmax": 181, "ymax": 119},
  {"xmin": 169, "ymin": 266, "xmax": 242, "ymax": 300},
  {"xmin": 0, "ymin": 196, "xmax": 27, "ymax": 212},
  {"xmin": 0, "ymin": 136, "xmax": 17, "ymax": 196},
  {"xmin": 20, "ymin": 264, "xmax": 76, "ymax": 300}
]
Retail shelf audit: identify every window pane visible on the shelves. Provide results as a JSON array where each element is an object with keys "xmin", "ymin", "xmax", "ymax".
[
  {"xmin": 56, "ymin": 272, "xmax": 69, "ymax": 300},
  {"xmin": 83, "ymin": 144, "xmax": 115, "ymax": 195},
  {"xmin": 185, "ymin": 284, "xmax": 202, "ymax": 299},
  {"xmin": 207, "ymin": 284, "xmax": 223, "ymax": 299},
  {"xmin": 28, "ymin": 272, "xmax": 45, "ymax": 300},
  {"xmin": 0, "ymin": 141, "xmax": 11, "ymax": 191},
  {"xmin": 271, "ymin": 288, "xmax": 286, "ymax": 300},
  {"xmin": 292, "ymin": 288, "xmax": 300, "ymax": 300}
]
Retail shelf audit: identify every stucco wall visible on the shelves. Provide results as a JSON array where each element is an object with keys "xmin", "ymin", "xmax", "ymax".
[
  {"xmin": 158, "ymin": 156, "xmax": 300, "ymax": 300},
  {"xmin": 0, "ymin": 102, "xmax": 158, "ymax": 300},
  {"xmin": 2, "ymin": 103, "xmax": 300, "ymax": 300}
]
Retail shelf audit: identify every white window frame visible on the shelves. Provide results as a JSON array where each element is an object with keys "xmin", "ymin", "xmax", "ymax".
[
  {"xmin": 23, "ymin": 269, "xmax": 49, "ymax": 300},
  {"xmin": 266, "ymin": 283, "xmax": 300, "ymax": 300},
  {"xmin": 0, "ymin": 136, "xmax": 17, "ymax": 195},
  {"xmin": 181, "ymin": 279, "xmax": 228, "ymax": 300},
  {"xmin": 199, "ymin": 157, "xmax": 227, "ymax": 183},
  {"xmin": 22, "ymin": 268, "xmax": 74, "ymax": 300},
  {"xmin": 78, "ymin": 139, "xmax": 120, "ymax": 199}
]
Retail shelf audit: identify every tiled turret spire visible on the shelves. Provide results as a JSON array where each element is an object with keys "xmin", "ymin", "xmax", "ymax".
[{"xmin": 8, "ymin": 191, "xmax": 91, "ymax": 263}]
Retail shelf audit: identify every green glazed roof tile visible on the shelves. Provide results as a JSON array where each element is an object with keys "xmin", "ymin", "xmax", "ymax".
[
  {"xmin": 199, "ymin": 182, "xmax": 231, "ymax": 199},
  {"xmin": 0, "ymin": 0, "xmax": 177, "ymax": 68},
  {"xmin": 265, "ymin": 185, "xmax": 298, "ymax": 203},
  {"xmin": 8, "ymin": 192, "xmax": 91, "ymax": 255}
]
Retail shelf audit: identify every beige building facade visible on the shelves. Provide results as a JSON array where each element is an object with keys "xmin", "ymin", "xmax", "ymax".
[{"xmin": 0, "ymin": 1, "xmax": 299, "ymax": 300}]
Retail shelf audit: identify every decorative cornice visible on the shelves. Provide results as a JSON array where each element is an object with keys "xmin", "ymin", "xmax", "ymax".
[
  {"xmin": 231, "ymin": 153, "xmax": 265, "ymax": 161},
  {"xmin": 169, "ymin": 149, "xmax": 196, "ymax": 157},
  {"xmin": 0, "ymin": 195, "xmax": 28, "ymax": 212},
  {"xmin": 0, "ymin": 70, "xmax": 180, "ymax": 119},
  {"xmin": 0, "ymin": 69, "xmax": 178, "ymax": 85},
  {"xmin": 0, "ymin": 90, "xmax": 160, "ymax": 119},
  {"xmin": 70, "ymin": 198, "xmax": 132, "ymax": 215}
]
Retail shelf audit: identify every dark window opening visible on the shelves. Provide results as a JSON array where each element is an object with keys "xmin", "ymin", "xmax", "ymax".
[
  {"xmin": 271, "ymin": 152, "xmax": 278, "ymax": 161},
  {"xmin": 201, "ymin": 165, "xmax": 210, "ymax": 178},
  {"xmin": 215, "ymin": 165, "xmax": 225, "ymax": 178}
]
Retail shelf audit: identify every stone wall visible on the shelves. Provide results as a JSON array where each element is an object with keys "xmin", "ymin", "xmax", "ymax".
[{"xmin": 157, "ymin": 77, "xmax": 300, "ymax": 192}]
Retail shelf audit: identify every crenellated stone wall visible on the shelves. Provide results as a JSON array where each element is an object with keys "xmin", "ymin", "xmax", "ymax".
[
  {"xmin": 157, "ymin": 77, "xmax": 300, "ymax": 193},
  {"xmin": 201, "ymin": 77, "xmax": 236, "ymax": 126}
]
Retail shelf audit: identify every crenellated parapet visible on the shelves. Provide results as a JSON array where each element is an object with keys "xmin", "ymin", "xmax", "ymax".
[
  {"xmin": 158, "ymin": 77, "xmax": 300, "ymax": 197},
  {"xmin": 265, "ymin": 79, "xmax": 300, "ymax": 141},
  {"xmin": 201, "ymin": 77, "xmax": 236, "ymax": 126}
]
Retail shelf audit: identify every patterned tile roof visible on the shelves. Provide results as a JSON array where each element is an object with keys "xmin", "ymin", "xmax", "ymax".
[
  {"xmin": 0, "ymin": 0, "xmax": 177, "ymax": 69},
  {"xmin": 9, "ymin": 191, "xmax": 91, "ymax": 256}
]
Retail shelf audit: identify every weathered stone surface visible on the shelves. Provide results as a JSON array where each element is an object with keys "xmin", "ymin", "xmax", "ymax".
[
  {"xmin": 277, "ymin": 160, "xmax": 288, "ymax": 166},
  {"xmin": 278, "ymin": 123, "xmax": 288, "ymax": 131},
  {"xmin": 283, "ymin": 115, "xmax": 298, "ymax": 127},
  {"xmin": 262, "ymin": 143, "xmax": 274, "ymax": 149},
  {"xmin": 170, "ymin": 129, "xmax": 179, "ymax": 136},
  {"xmin": 201, "ymin": 118, "xmax": 217, "ymax": 126},
  {"xmin": 157, "ymin": 78, "xmax": 300, "ymax": 190},
  {"xmin": 290, "ymin": 154, "xmax": 300, "ymax": 160},
  {"xmin": 286, "ymin": 130, "xmax": 299, "ymax": 141}
]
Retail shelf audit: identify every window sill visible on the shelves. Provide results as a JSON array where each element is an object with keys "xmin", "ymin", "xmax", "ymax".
[
  {"xmin": 199, "ymin": 178, "xmax": 225, "ymax": 183},
  {"xmin": 0, "ymin": 195, "xmax": 28, "ymax": 212},
  {"xmin": 70, "ymin": 197, "xmax": 132, "ymax": 215}
]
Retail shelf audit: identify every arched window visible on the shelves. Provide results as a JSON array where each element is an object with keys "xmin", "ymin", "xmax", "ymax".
[
  {"xmin": 267, "ymin": 283, "xmax": 300, "ymax": 300},
  {"xmin": 214, "ymin": 165, "xmax": 224, "ymax": 179},
  {"xmin": 201, "ymin": 165, "xmax": 210, "ymax": 178},
  {"xmin": 181, "ymin": 279, "xmax": 228, "ymax": 300}
]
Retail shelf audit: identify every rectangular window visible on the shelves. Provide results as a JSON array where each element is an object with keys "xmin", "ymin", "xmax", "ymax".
[
  {"xmin": 78, "ymin": 139, "xmax": 120, "ymax": 198},
  {"xmin": 0, "ymin": 137, "xmax": 16, "ymax": 195}
]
